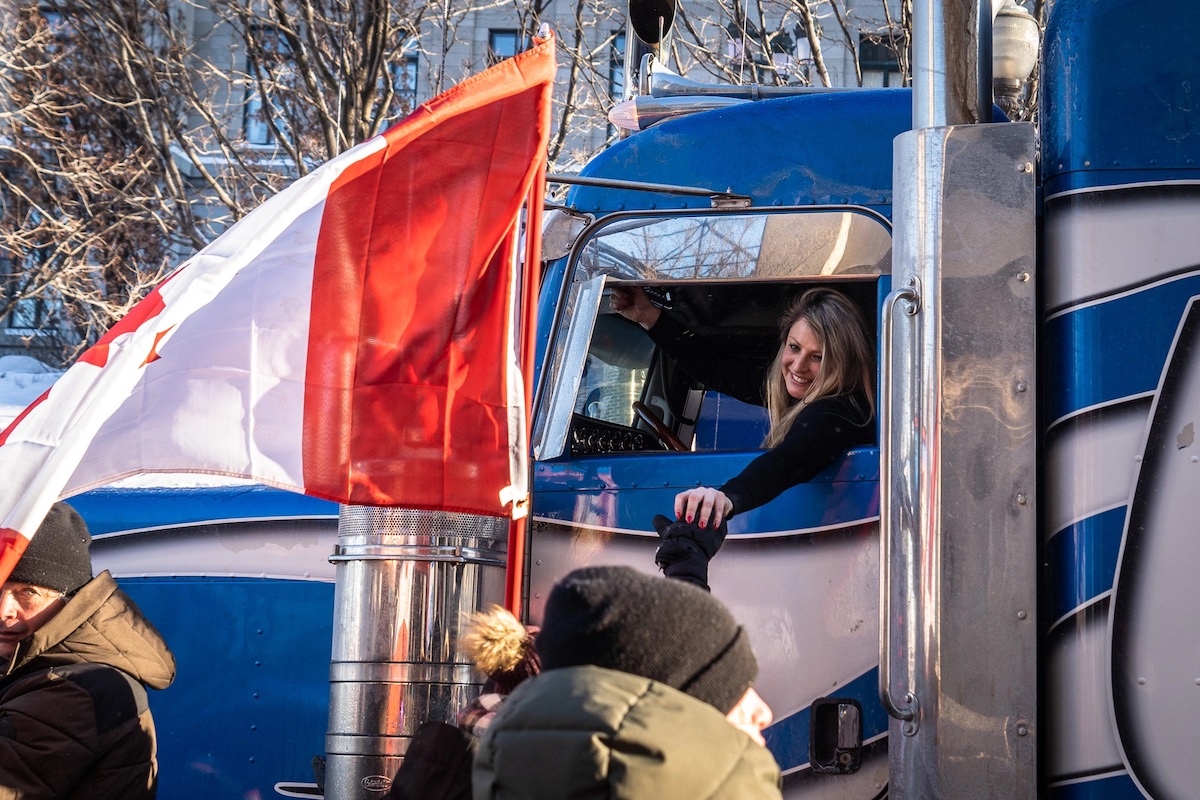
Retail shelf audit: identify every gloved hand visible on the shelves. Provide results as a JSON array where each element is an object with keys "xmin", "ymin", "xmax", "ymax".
[{"xmin": 652, "ymin": 514, "xmax": 729, "ymax": 592}]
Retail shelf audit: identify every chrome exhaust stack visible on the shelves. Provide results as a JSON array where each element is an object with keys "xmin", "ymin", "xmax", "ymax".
[
  {"xmin": 623, "ymin": 0, "xmax": 675, "ymax": 100},
  {"xmin": 323, "ymin": 506, "xmax": 508, "ymax": 799},
  {"xmin": 884, "ymin": 0, "xmax": 1038, "ymax": 797}
]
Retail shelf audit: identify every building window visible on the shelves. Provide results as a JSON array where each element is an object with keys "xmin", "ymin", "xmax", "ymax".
[
  {"xmin": 391, "ymin": 37, "xmax": 420, "ymax": 112},
  {"xmin": 488, "ymin": 29, "xmax": 519, "ymax": 66},
  {"xmin": 724, "ymin": 20, "xmax": 756, "ymax": 67},
  {"xmin": 2, "ymin": 255, "xmax": 62, "ymax": 335},
  {"xmin": 244, "ymin": 97, "xmax": 270, "ymax": 146},
  {"xmin": 8, "ymin": 295, "xmax": 52, "ymax": 331},
  {"xmin": 724, "ymin": 21, "xmax": 796, "ymax": 82},
  {"xmin": 607, "ymin": 31, "xmax": 626, "ymax": 137},
  {"xmin": 792, "ymin": 31, "xmax": 812, "ymax": 84},
  {"xmin": 244, "ymin": 27, "xmax": 291, "ymax": 145},
  {"xmin": 859, "ymin": 39, "xmax": 903, "ymax": 87},
  {"xmin": 609, "ymin": 31, "xmax": 626, "ymax": 100}
]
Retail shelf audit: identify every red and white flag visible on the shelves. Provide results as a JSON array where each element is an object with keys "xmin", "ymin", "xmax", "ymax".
[{"xmin": 0, "ymin": 34, "xmax": 556, "ymax": 583}]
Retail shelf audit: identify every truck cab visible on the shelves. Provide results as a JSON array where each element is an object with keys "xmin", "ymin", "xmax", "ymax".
[{"xmin": 525, "ymin": 91, "xmax": 910, "ymax": 795}]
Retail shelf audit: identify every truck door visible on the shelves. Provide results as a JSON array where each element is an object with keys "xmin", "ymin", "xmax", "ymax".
[{"xmin": 530, "ymin": 208, "xmax": 894, "ymax": 799}]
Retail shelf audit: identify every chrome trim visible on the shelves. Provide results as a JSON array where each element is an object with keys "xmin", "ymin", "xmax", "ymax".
[
  {"xmin": 888, "ymin": 121, "xmax": 1037, "ymax": 799},
  {"xmin": 913, "ymin": 0, "xmax": 990, "ymax": 128},
  {"xmin": 324, "ymin": 506, "xmax": 507, "ymax": 799},
  {"xmin": 648, "ymin": 64, "xmax": 864, "ymax": 100},
  {"xmin": 325, "ymin": 734, "xmax": 409, "ymax": 758},
  {"xmin": 547, "ymin": 172, "xmax": 749, "ymax": 203},
  {"xmin": 329, "ymin": 544, "xmax": 505, "ymax": 566},
  {"xmin": 879, "ymin": 277, "xmax": 921, "ymax": 728},
  {"xmin": 329, "ymin": 661, "xmax": 478, "ymax": 684}
]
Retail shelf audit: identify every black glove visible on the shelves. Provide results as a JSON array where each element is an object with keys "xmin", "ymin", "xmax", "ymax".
[{"xmin": 652, "ymin": 514, "xmax": 728, "ymax": 592}]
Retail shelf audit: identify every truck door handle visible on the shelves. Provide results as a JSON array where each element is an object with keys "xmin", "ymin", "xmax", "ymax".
[{"xmin": 879, "ymin": 276, "xmax": 921, "ymax": 729}]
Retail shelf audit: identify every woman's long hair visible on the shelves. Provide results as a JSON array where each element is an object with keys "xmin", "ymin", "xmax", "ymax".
[{"xmin": 763, "ymin": 288, "xmax": 875, "ymax": 448}]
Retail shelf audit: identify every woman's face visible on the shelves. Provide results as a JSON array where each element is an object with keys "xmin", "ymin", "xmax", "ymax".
[{"xmin": 781, "ymin": 318, "xmax": 823, "ymax": 400}]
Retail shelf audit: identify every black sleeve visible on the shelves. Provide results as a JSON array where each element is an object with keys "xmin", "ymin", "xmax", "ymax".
[
  {"xmin": 387, "ymin": 720, "xmax": 475, "ymax": 800},
  {"xmin": 646, "ymin": 313, "xmax": 766, "ymax": 405},
  {"xmin": 720, "ymin": 394, "xmax": 875, "ymax": 517}
]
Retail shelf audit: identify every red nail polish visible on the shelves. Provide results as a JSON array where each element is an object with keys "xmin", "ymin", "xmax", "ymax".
[{"xmin": 686, "ymin": 514, "xmax": 693, "ymax": 523}]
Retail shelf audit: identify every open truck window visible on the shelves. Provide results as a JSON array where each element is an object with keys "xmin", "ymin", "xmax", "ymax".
[
  {"xmin": 571, "ymin": 280, "xmax": 880, "ymax": 456},
  {"xmin": 534, "ymin": 208, "xmax": 891, "ymax": 461}
]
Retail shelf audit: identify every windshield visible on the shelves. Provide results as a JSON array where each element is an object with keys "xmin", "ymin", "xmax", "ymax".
[
  {"xmin": 574, "ymin": 210, "xmax": 891, "ymax": 282},
  {"xmin": 534, "ymin": 208, "xmax": 890, "ymax": 461}
]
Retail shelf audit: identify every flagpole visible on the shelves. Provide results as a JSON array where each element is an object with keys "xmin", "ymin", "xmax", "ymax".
[{"xmin": 504, "ymin": 161, "xmax": 546, "ymax": 620}]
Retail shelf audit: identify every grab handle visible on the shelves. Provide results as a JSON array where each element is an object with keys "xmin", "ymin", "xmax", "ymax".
[{"xmin": 878, "ymin": 277, "xmax": 921, "ymax": 729}]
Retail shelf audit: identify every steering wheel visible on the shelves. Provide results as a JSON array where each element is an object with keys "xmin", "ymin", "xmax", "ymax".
[{"xmin": 632, "ymin": 401, "xmax": 688, "ymax": 452}]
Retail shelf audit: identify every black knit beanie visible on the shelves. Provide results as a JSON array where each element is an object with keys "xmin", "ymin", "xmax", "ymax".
[
  {"xmin": 535, "ymin": 565, "xmax": 757, "ymax": 714},
  {"xmin": 8, "ymin": 502, "xmax": 93, "ymax": 595}
]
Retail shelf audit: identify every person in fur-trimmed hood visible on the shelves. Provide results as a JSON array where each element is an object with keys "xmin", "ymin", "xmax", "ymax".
[
  {"xmin": 0, "ymin": 501, "xmax": 176, "ymax": 800},
  {"xmin": 387, "ymin": 605, "xmax": 540, "ymax": 800},
  {"xmin": 455, "ymin": 605, "xmax": 541, "ymax": 739}
]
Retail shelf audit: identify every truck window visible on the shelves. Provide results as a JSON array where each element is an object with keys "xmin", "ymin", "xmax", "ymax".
[
  {"xmin": 573, "ymin": 312, "xmax": 654, "ymax": 427},
  {"xmin": 536, "ymin": 208, "xmax": 890, "ymax": 461},
  {"xmin": 565, "ymin": 279, "xmax": 878, "ymax": 456}
]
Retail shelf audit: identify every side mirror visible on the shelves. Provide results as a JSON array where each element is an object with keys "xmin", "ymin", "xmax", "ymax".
[{"xmin": 809, "ymin": 697, "xmax": 863, "ymax": 774}]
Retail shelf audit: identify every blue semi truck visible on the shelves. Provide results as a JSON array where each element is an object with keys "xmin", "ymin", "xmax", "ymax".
[{"xmin": 69, "ymin": 0, "xmax": 1200, "ymax": 796}]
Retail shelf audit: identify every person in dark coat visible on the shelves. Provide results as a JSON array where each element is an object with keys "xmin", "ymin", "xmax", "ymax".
[
  {"xmin": 0, "ymin": 502, "xmax": 176, "ymax": 799},
  {"xmin": 473, "ymin": 566, "xmax": 781, "ymax": 800},
  {"xmin": 387, "ymin": 605, "xmax": 540, "ymax": 800}
]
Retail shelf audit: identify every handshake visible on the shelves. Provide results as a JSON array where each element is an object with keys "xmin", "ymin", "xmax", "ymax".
[{"xmin": 652, "ymin": 514, "xmax": 729, "ymax": 592}]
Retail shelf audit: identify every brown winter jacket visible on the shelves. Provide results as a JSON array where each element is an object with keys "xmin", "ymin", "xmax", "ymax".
[{"xmin": 0, "ymin": 571, "xmax": 176, "ymax": 799}]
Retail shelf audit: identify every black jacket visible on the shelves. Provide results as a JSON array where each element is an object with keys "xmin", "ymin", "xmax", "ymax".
[{"xmin": 0, "ymin": 571, "xmax": 176, "ymax": 800}]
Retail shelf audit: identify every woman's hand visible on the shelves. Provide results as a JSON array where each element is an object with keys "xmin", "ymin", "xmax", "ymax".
[
  {"xmin": 675, "ymin": 487, "xmax": 733, "ymax": 529},
  {"xmin": 610, "ymin": 287, "xmax": 661, "ymax": 330}
]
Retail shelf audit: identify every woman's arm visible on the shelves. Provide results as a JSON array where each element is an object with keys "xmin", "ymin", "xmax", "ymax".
[
  {"xmin": 611, "ymin": 287, "xmax": 765, "ymax": 405},
  {"xmin": 645, "ymin": 313, "xmax": 766, "ymax": 405},
  {"xmin": 673, "ymin": 394, "xmax": 873, "ymax": 527},
  {"xmin": 719, "ymin": 394, "xmax": 874, "ymax": 518}
]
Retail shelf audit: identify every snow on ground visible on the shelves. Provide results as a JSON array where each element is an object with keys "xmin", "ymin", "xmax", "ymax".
[
  {"xmin": 0, "ymin": 355, "xmax": 60, "ymax": 427},
  {"xmin": 0, "ymin": 355, "xmax": 249, "ymax": 488}
]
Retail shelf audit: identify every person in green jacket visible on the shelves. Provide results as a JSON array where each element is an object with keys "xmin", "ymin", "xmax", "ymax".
[{"xmin": 473, "ymin": 565, "xmax": 781, "ymax": 800}]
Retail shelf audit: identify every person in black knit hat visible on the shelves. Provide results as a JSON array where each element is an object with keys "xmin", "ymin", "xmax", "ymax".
[
  {"xmin": 473, "ymin": 566, "xmax": 780, "ymax": 800},
  {"xmin": 0, "ymin": 501, "xmax": 175, "ymax": 799},
  {"xmin": 5, "ymin": 502, "xmax": 94, "ymax": 596},
  {"xmin": 534, "ymin": 564, "xmax": 755, "ymax": 714}
]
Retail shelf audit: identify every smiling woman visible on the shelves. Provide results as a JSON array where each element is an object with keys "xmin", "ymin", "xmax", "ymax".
[
  {"xmin": 781, "ymin": 319, "xmax": 822, "ymax": 400},
  {"xmin": 762, "ymin": 289, "xmax": 876, "ymax": 447},
  {"xmin": 612, "ymin": 285, "xmax": 876, "ymax": 529}
]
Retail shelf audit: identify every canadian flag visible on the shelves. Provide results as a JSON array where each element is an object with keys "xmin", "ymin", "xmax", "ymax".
[{"xmin": 0, "ymin": 34, "xmax": 556, "ymax": 583}]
